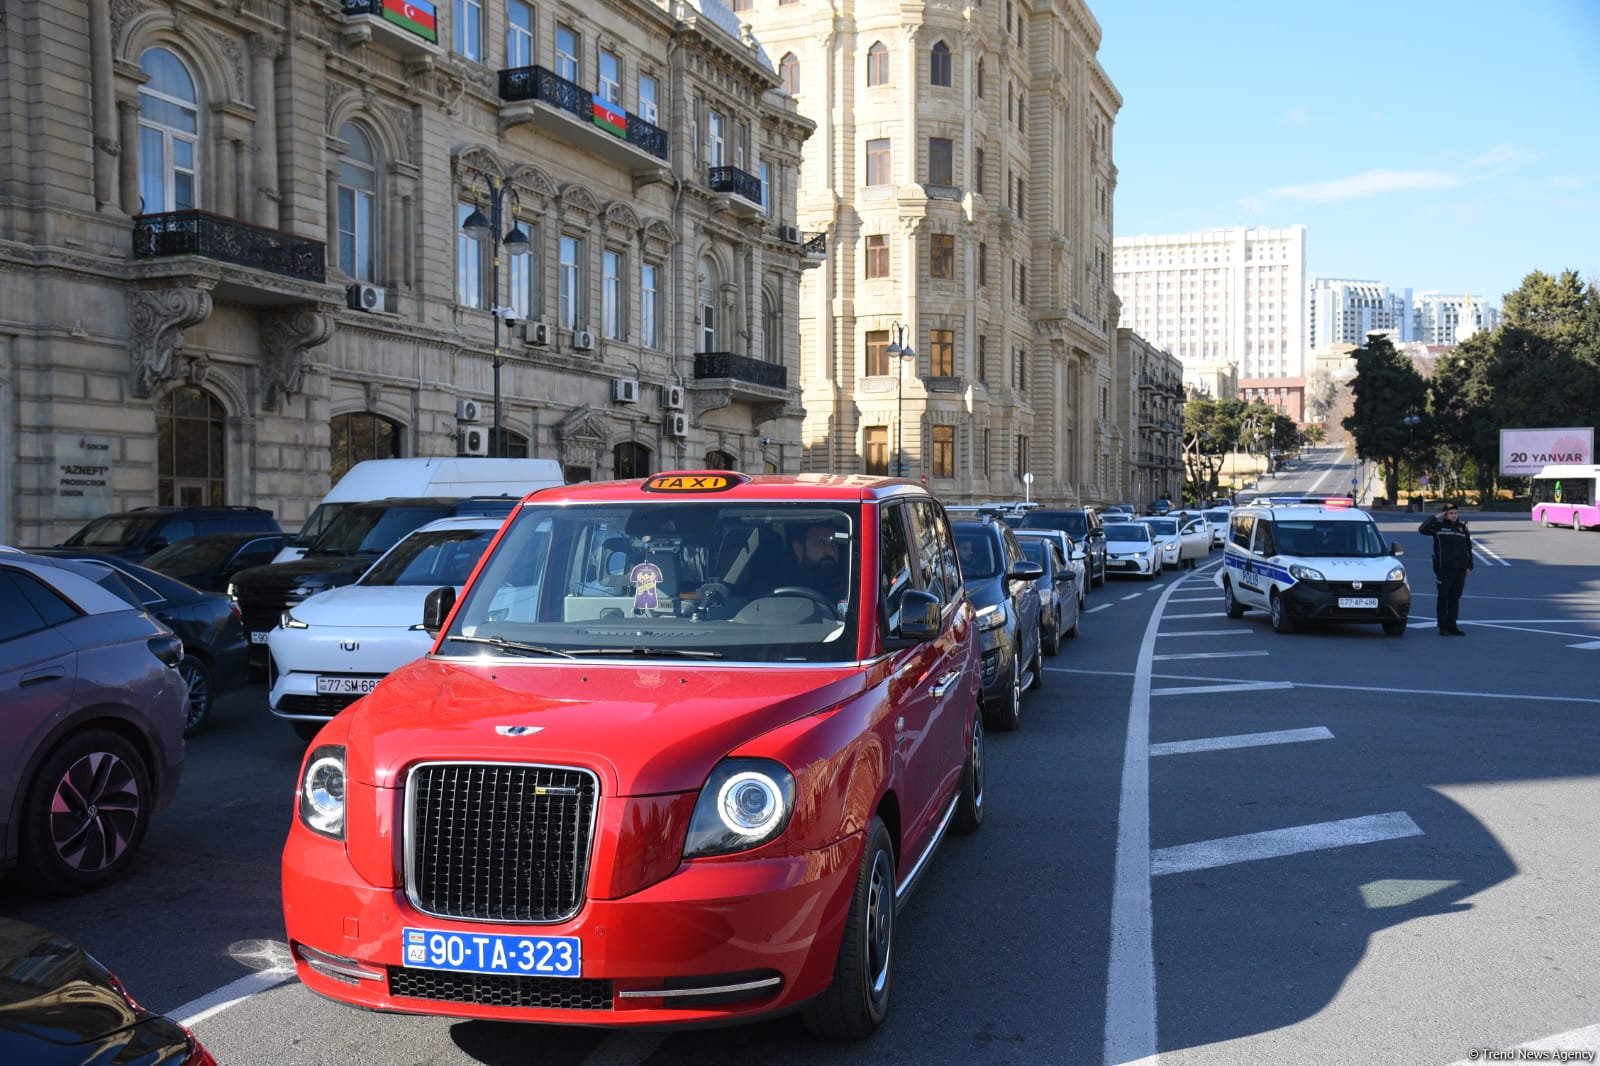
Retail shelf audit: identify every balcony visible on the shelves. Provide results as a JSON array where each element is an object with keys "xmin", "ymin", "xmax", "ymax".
[
  {"xmin": 498, "ymin": 66, "xmax": 669, "ymax": 172},
  {"xmin": 693, "ymin": 350, "xmax": 789, "ymax": 402},
  {"xmin": 132, "ymin": 210, "xmax": 327, "ymax": 305},
  {"xmin": 802, "ymin": 232, "xmax": 827, "ymax": 258},
  {"xmin": 707, "ymin": 166, "xmax": 763, "ymax": 218},
  {"xmin": 925, "ymin": 375, "xmax": 964, "ymax": 393},
  {"xmin": 339, "ymin": 0, "xmax": 442, "ymax": 57}
]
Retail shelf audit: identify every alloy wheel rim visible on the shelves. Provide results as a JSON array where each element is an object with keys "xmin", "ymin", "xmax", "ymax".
[
  {"xmin": 180, "ymin": 661, "xmax": 209, "ymax": 728},
  {"xmin": 971, "ymin": 718, "xmax": 985, "ymax": 812},
  {"xmin": 866, "ymin": 850, "xmax": 894, "ymax": 1001},
  {"xmin": 50, "ymin": 752, "xmax": 142, "ymax": 872}
]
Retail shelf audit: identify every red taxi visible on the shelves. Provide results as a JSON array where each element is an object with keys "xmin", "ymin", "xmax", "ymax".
[{"xmin": 281, "ymin": 472, "xmax": 984, "ymax": 1037}]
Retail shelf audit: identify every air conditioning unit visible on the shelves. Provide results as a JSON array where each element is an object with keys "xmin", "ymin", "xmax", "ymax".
[
  {"xmin": 664, "ymin": 384, "xmax": 685, "ymax": 410},
  {"xmin": 777, "ymin": 224, "xmax": 801, "ymax": 244},
  {"xmin": 455, "ymin": 398, "xmax": 482, "ymax": 424},
  {"xmin": 521, "ymin": 320, "xmax": 551, "ymax": 347},
  {"xmin": 666, "ymin": 412, "xmax": 689, "ymax": 438},
  {"xmin": 572, "ymin": 329, "xmax": 596, "ymax": 351},
  {"xmin": 458, "ymin": 426, "xmax": 489, "ymax": 456},
  {"xmin": 346, "ymin": 282, "xmax": 389, "ymax": 312},
  {"xmin": 612, "ymin": 377, "xmax": 639, "ymax": 404}
]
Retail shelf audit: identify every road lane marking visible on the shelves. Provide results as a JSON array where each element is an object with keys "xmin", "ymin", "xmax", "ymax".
[
  {"xmin": 1151, "ymin": 650, "xmax": 1270, "ymax": 661},
  {"xmin": 1150, "ymin": 726, "xmax": 1332, "ymax": 757},
  {"xmin": 1472, "ymin": 542, "xmax": 1510, "ymax": 566},
  {"xmin": 1157, "ymin": 629, "xmax": 1249, "ymax": 637},
  {"xmin": 1054, "ymin": 666, "xmax": 1600, "ymax": 705},
  {"xmin": 1122, "ymin": 592, "xmax": 1147, "ymax": 600},
  {"xmin": 1164, "ymin": 611, "xmax": 1222, "ymax": 619},
  {"xmin": 1151, "ymin": 812, "xmax": 1423, "ymax": 877},
  {"xmin": 1151, "ymin": 681, "xmax": 1295, "ymax": 697},
  {"xmin": 1087, "ymin": 603, "xmax": 1113, "ymax": 613},
  {"xmin": 1166, "ymin": 597, "xmax": 1215, "ymax": 604},
  {"xmin": 1569, "ymin": 640, "xmax": 1600, "ymax": 650},
  {"xmin": 172, "ymin": 967, "xmax": 297, "ymax": 1027}
]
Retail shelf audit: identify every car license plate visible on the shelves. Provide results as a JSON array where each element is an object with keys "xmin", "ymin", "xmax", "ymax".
[
  {"xmin": 402, "ymin": 928, "xmax": 581, "ymax": 978},
  {"xmin": 250, "ymin": 631, "xmax": 271, "ymax": 644},
  {"xmin": 1338, "ymin": 597, "xmax": 1379, "ymax": 609},
  {"xmin": 315, "ymin": 675, "xmax": 381, "ymax": 695}
]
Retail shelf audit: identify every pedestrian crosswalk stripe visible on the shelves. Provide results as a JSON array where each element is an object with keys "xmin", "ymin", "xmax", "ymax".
[
  {"xmin": 1151, "ymin": 812, "xmax": 1423, "ymax": 877},
  {"xmin": 1150, "ymin": 726, "xmax": 1331, "ymax": 756}
]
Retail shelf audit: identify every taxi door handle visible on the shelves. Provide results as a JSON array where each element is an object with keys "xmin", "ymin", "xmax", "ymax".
[
  {"xmin": 21, "ymin": 667, "xmax": 66, "ymax": 687},
  {"xmin": 929, "ymin": 670, "xmax": 962, "ymax": 698}
]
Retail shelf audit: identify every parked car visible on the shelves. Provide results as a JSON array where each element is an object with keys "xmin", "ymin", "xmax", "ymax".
[
  {"xmin": 281, "ymin": 471, "xmax": 984, "ymax": 1038},
  {"xmin": 58, "ymin": 504, "xmax": 280, "ymax": 564},
  {"xmin": 1135, "ymin": 516, "xmax": 1185, "ymax": 570},
  {"xmin": 1150, "ymin": 498, "xmax": 1174, "ymax": 515},
  {"xmin": 1016, "ymin": 507, "xmax": 1107, "ymax": 587},
  {"xmin": 230, "ymin": 496, "xmax": 518, "ymax": 669},
  {"xmin": 28, "ymin": 550, "xmax": 249, "ymax": 735},
  {"xmin": 143, "ymin": 531, "xmax": 288, "ymax": 592},
  {"xmin": 1103, "ymin": 521, "xmax": 1160, "ymax": 579},
  {"xmin": 0, "ymin": 917, "xmax": 217, "ymax": 1064},
  {"xmin": 1016, "ymin": 534, "xmax": 1081, "ymax": 654},
  {"xmin": 1015, "ymin": 528, "xmax": 1088, "ymax": 611},
  {"xmin": 0, "ymin": 551, "xmax": 187, "ymax": 893},
  {"xmin": 1202, "ymin": 507, "xmax": 1232, "ymax": 547},
  {"xmin": 953, "ymin": 516, "xmax": 1043, "ymax": 730},
  {"xmin": 269, "ymin": 515, "xmax": 506, "ymax": 740}
]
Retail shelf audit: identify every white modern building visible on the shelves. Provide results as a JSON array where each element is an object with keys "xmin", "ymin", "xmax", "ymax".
[
  {"xmin": 1411, "ymin": 292, "xmax": 1499, "ymax": 345},
  {"xmin": 1309, "ymin": 278, "xmax": 1413, "ymax": 348}
]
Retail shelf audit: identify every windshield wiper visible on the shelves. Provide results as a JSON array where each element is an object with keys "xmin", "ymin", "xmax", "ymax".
[
  {"xmin": 562, "ymin": 646, "xmax": 726, "ymax": 660},
  {"xmin": 444, "ymin": 634, "xmax": 579, "ymax": 659}
]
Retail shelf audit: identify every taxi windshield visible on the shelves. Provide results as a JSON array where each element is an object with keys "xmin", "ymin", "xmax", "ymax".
[
  {"xmin": 438, "ymin": 501, "xmax": 861, "ymax": 664},
  {"xmin": 1273, "ymin": 519, "xmax": 1388, "ymax": 557},
  {"xmin": 1105, "ymin": 523, "xmax": 1151, "ymax": 544}
]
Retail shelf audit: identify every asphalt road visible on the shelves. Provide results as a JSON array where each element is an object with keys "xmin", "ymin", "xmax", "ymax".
[{"xmin": 5, "ymin": 454, "xmax": 1598, "ymax": 1065}]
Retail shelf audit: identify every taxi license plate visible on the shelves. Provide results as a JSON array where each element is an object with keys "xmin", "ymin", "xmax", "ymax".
[
  {"xmin": 250, "ymin": 631, "xmax": 270, "ymax": 644},
  {"xmin": 402, "ymin": 928, "xmax": 581, "ymax": 978},
  {"xmin": 1338, "ymin": 597, "xmax": 1379, "ymax": 609},
  {"xmin": 315, "ymin": 676, "xmax": 381, "ymax": 695}
]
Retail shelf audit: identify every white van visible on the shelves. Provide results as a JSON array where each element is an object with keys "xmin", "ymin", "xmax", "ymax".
[
  {"xmin": 1217, "ymin": 498, "xmax": 1411, "ymax": 635},
  {"xmin": 272, "ymin": 457, "xmax": 562, "ymax": 563}
]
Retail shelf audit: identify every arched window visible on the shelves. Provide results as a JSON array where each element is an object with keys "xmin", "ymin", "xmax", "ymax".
[
  {"xmin": 762, "ymin": 290, "xmax": 780, "ymax": 363},
  {"xmin": 866, "ymin": 42, "xmax": 889, "ymax": 87},
  {"xmin": 976, "ymin": 59, "xmax": 985, "ymax": 98},
  {"xmin": 137, "ymin": 47, "xmax": 199, "ymax": 213},
  {"xmin": 704, "ymin": 449, "xmax": 737, "ymax": 470},
  {"xmin": 779, "ymin": 53, "xmax": 800, "ymax": 95},
  {"xmin": 930, "ymin": 41, "xmax": 951, "ymax": 87},
  {"xmin": 337, "ymin": 123, "xmax": 378, "ymax": 281},
  {"xmin": 697, "ymin": 256, "xmax": 719, "ymax": 352},
  {"xmin": 489, "ymin": 427, "xmax": 529, "ymax": 458},
  {"xmin": 330, "ymin": 411, "xmax": 401, "ymax": 483},
  {"xmin": 613, "ymin": 441, "xmax": 651, "ymax": 479},
  {"xmin": 156, "ymin": 386, "xmax": 225, "ymax": 506}
]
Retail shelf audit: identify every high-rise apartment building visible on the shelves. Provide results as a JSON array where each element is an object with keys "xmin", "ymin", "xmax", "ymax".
[
  {"xmin": 0, "ymin": 0, "xmax": 816, "ymax": 546},
  {"xmin": 1309, "ymin": 278, "xmax": 1413, "ymax": 348},
  {"xmin": 1410, "ymin": 292, "xmax": 1499, "ymax": 345},
  {"xmin": 734, "ymin": 0, "xmax": 1123, "ymax": 506},
  {"xmin": 1113, "ymin": 225, "xmax": 1308, "ymax": 386}
]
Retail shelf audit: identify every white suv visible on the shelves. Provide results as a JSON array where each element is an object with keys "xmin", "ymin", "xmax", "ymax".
[{"xmin": 1218, "ymin": 500, "xmax": 1410, "ymax": 635}]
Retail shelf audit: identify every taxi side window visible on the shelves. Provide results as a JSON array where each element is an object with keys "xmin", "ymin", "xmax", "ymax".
[
  {"xmin": 909, "ymin": 498, "xmax": 952, "ymax": 607},
  {"xmin": 1253, "ymin": 519, "xmax": 1278, "ymax": 557},
  {"xmin": 879, "ymin": 503, "xmax": 914, "ymax": 634},
  {"xmin": 1230, "ymin": 513, "xmax": 1254, "ymax": 549}
]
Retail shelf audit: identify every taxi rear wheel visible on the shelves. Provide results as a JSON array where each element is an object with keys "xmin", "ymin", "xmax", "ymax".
[
  {"xmin": 952, "ymin": 714, "xmax": 985, "ymax": 835},
  {"xmin": 804, "ymin": 817, "xmax": 895, "ymax": 1038}
]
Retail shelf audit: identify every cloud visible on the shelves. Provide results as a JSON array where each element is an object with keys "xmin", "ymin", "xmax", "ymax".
[
  {"xmin": 1267, "ymin": 169, "xmax": 1463, "ymax": 202},
  {"xmin": 1468, "ymin": 144, "xmax": 1522, "ymax": 168},
  {"xmin": 1283, "ymin": 105, "xmax": 1310, "ymax": 126},
  {"xmin": 1550, "ymin": 175, "xmax": 1582, "ymax": 190}
]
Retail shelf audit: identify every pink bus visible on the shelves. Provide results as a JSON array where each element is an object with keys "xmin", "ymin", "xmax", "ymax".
[{"xmin": 1530, "ymin": 464, "xmax": 1600, "ymax": 531}]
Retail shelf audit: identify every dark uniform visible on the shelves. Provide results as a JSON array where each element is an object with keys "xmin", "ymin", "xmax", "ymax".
[{"xmin": 1418, "ymin": 503, "xmax": 1474, "ymax": 635}]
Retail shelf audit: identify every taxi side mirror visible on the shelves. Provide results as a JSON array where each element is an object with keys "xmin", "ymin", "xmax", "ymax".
[
  {"xmin": 892, "ymin": 589, "xmax": 941, "ymax": 646},
  {"xmin": 422, "ymin": 586, "xmax": 457, "ymax": 634}
]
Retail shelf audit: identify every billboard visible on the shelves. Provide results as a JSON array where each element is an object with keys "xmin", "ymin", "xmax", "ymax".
[{"xmin": 1498, "ymin": 427, "xmax": 1594, "ymax": 477}]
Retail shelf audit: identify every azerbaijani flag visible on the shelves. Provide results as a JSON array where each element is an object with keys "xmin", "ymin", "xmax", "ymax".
[
  {"xmin": 382, "ymin": 0, "xmax": 437, "ymax": 43},
  {"xmin": 592, "ymin": 97, "xmax": 627, "ymax": 139}
]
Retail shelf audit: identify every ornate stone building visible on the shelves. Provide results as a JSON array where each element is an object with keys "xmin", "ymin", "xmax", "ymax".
[
  {"xmin": 732, "ymin": 0, "xmax": 1122, "ymax": 505},
  {"xmin": 1114, "ymin": 328, "xmax": 1183, "ymax": 509},
  {"xmin": 0, "ymin": 0, "xmax": 817, "ymax": 545}
]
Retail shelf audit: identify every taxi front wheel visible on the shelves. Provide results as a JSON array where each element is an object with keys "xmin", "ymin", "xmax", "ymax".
[{"xmin": 804, "ymin": 817, "xmax": 896, "ymax": 1038}]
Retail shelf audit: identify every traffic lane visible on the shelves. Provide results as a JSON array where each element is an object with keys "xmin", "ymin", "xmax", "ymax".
[
  {"xmin": 0, "ymin": 681, "xmax": 303, "ymax": 1013},
  {"xmin": 1146, "ymin": 678, "xmax": 1600, "ymax": 1061}
]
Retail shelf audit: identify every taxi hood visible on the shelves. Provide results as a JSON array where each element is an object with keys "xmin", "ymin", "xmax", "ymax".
[{"xmin": 339, "ymin": 657, "xmax": 870, "ymax": 796}]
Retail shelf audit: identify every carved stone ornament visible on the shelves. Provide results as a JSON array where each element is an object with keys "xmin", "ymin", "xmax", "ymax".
[
  {"xmin": 556, "ymin": 405, "xmax": 611, "ymax": 471},
  {"xmin": 259, "ymin": 307, "xmax": 335, "ymax": 410},
  {"xmin": 127, "ymin": 285, "xmax": 214, "ymax": 398}
]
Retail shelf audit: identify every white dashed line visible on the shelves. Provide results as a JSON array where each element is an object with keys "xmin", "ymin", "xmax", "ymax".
[
  {"xmin": 1151, "ymin": 650, "xmax": 1270, "ymax": 661},
  {"xmin": 1151, "ymin": 680, "xmax": 1295, "ymax": 697},
  {"xmin": 1157, "ymin": 629, "xmax": 1249, "ymax": 638},
  {"xmin": 1150, "ymin": 726, "xmax": 1333, "ymax": 757},
  {"xmin": 172, "ymin": 967, "xmax": 298, "ymax": 1028},
  {"xmin": 1087, "ymin": 603, "xmax": 1113, "ymax": 613},
  {"xmin": 1151, "ymin": 812, "xmax": 1423, "ymax": 877},
  {"xmin": 1121, "ymin": 592, "xmax": 1147, "ymax": 601}
]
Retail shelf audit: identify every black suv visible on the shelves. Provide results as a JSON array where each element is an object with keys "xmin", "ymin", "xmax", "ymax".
[
  {"xmin": 229, "ymin": 496, "xmax": 516, "ymax": 666},
  {"xmin": 59, "ymin": 505, "xmax": 280, "ymax": 564},
  {"xmin": 1016, "ymin": 508, "xmax": 1107, "ymax": 587},
  {"xmin": 952, "ymin": 517, "xmax": 1043, "ymax": 732}
]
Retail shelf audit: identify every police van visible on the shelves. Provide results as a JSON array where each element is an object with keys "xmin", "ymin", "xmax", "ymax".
[{"xmin": 1218, "ymin": 496, "xmax": 1411, "ymax": 635}]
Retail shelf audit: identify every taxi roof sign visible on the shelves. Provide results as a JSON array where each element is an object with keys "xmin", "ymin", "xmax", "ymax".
[{"xmin": 641, "ymin": 471, "xmax": 749, "ymax": 493}]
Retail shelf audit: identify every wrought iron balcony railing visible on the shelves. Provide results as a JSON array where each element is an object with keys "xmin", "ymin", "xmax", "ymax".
[
  {"xmin": 497, "ymin": 65, "xmax": 668, "ymax": 160},
  {"xmin": 694, "ymin": 352, "xmax": 787, "ymax": 391},
  {"xmin": 707, "ymin": 165, "xmax": 762, "ymax": 203},
  {"xmin": 132, "ymin": 210, "xmax": 326, "ymax": 283},
  {"xmin": 802, "ymin": 232, "xmax": 827, "ymax": 257}
]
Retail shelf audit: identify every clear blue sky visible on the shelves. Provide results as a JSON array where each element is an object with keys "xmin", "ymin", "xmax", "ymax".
[{"xmin": 1093, "ymin": 0, "xmax": 1600, "ymax": 306}]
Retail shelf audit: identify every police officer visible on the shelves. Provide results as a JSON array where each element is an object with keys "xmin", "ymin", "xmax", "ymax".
[{"xmin": 1418, "ymin": 501, "xmax": 1474, "ymax": 635}]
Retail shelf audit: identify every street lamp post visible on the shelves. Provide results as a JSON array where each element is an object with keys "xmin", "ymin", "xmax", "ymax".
[
  {"xmin": 1402, "ymin": 412, "xmax": 1422, "ymax": 505},
  {"xmin": 460, "ymin": 178, "xmax": 530, "ymax": 458},
  {"xmin": 886, "ymin": 323, "xmax": 917, "ymax": 478}
]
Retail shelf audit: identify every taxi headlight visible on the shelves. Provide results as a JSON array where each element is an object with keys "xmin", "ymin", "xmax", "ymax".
[
  {"xmin": 1387, "ymin": 566, "xmax": 1406, "ymax": 582},
  {"xmin": 297, "ymin": 745, "xmax": 346, "ymax": 839},
  {"xmin": 281, "ymin": 610, "xmax": 309, "ymax": 630},
  {"xmin": 1289, "ymin": 564, "xmax": 1326, "ymax": 581},
  {"xmin": 684, "ymin": 759, "xmax": 796, "ymax": 858},
  {"xmin": 976, "ymin": 603, "xmax": 1008, "ymax": 631}
]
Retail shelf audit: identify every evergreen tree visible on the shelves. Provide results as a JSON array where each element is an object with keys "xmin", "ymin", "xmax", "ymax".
[{"xmin": 1342, "ymin": 336, "xmax": 1429, "ymax": 504}]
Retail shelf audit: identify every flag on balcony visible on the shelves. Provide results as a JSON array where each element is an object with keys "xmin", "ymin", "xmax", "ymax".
[
  {"xmin": 592, "ymin": 97, "xmax": 627, "ymax": 139},
  {"xmin": 382, "ymin": 0, "xmax": 438, "ymax": 43}
]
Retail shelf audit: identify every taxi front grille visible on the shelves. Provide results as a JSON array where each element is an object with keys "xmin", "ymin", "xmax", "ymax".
[
  {"xmin": 388, "ymin": 967, "xmax": 613, "ymax": 1010},
  {"xmin": 405, "ymin": 763, "xmax": 597, "ymax": 923},
  {"xmin": 275, "ymin": 693, "xmax": 362, "ymax": 716}
]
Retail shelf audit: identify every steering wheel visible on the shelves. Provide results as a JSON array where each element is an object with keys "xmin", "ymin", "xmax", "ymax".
[{"xmin": 768, "ymin": 586, "xmax": 842, "ymax": 618}]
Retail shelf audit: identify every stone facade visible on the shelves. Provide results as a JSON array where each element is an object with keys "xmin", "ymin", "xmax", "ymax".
[
  {"xmin": 733, "ymin": 0, "xmax": 1123, "ymax": 507},
  {"xmin": 1114, "ymin": 328, "xmax": 1182, "ymax": 510},
  {"xmin": 0, "ymin": 0, "xmax": 815, "ymax": 545}
]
